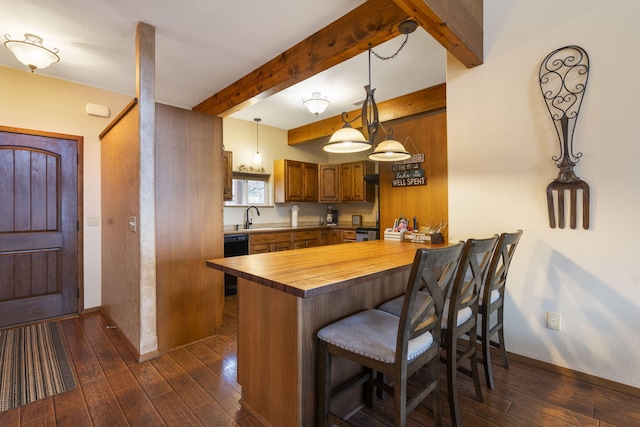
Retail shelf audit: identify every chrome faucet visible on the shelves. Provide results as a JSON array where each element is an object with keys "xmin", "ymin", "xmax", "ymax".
[{"xmin": 245, "ymin": 206, "xmax": 260, "ymax": 229}]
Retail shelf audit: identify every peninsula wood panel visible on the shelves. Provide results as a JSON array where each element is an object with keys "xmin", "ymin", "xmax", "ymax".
[
  {"xmin": 155, "ymin": 104, "xmax": 224, "ymax": 353},
  {"xmin": 237, "ymin": 271, "xmax": 410, "ymax": 427},
  {"xmin": 379, "ymin": 110, "xmax": 448, "ymax": 238},
  {"xmin": 101, "ymin": 103, "xmax": 143, "ymax": 355}
]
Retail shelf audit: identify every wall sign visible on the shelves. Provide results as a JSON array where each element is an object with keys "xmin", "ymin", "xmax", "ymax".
[{"xmin": 390, "ymin": 153, "xmax": 426, "ymax": 187}]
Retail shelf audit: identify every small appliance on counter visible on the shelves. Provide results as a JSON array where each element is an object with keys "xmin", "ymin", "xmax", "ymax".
[{"xmin": 326, "ymin": 207, "xmax": 338, "ymax": 226}]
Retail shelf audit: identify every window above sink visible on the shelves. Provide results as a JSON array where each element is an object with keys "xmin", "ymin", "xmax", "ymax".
[{"xmin": 225, "ymin": 172, "xmax": 271, "ymax": 207}]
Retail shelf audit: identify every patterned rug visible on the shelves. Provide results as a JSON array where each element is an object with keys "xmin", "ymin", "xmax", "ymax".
[{"xmin": 0, "ymin": 322, "xmax": 77, "ymax": 412}]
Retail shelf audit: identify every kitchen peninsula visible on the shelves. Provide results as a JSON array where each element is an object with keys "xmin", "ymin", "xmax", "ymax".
[{"xmin": 206, "ymin": 239, "xmax": 451, "ymax": 427}]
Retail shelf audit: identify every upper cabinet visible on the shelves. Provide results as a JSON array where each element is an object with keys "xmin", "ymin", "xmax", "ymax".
[
  {"xmin": 223, "ymin": 150, "xmax": 233, "ymax": 201},
  {"xmin": 274, "ymin": 159, "xmax": 318, "ymax": 203},
  {"xmin": 318, "ymin": 164, "xmax": 340, "ymax": 203},
  {"xmin": 338, "ymin": 161, "xmax": 375, "ymax": 202}
]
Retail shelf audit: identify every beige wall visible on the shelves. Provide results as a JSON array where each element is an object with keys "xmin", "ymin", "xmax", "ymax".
[
  {"xmin": 447, "ymin": 0, "xmax": 640, "ymax": 388},
  {"xmin": 0, "ymin": 65, "xmax": 132, "ymax": 310}
]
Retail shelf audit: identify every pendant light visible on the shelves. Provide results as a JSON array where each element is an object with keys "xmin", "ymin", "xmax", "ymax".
[
  {"xmin": 322, "ymin": 112, "xmax": 371, "ymax": 153},
  {"xmin": 324, "ymin": 20, "xmax": 417, "ymax": 155},
  {"xmin": 4, "ymin": 33, "xmax": 60, "ymax": 72},
  {"xmin": 368, "ymin": 135, "xmax": 411, "ymax": 162},
  {"xmin": 253, "ymin": 118, "xmax": 262, "ymax": 166}
]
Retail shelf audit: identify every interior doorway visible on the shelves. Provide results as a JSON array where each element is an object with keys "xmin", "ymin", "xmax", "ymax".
[{"xmin": 0, "ymin": 127, "xmax": 82, "ymax": 328}]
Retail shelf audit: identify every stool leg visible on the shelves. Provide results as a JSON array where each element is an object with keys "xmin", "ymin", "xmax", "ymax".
[
  {"xmin": 469, "ymin": 331, "xmax": 484, "ymax": 403},
  {"xmin": 497, "ymin": 307, "xmax": 509, "ymax": 368},
  {"xmin": 481, "ymin": 311, "xmax": 495, "ymax": 389},
  {"xmin": 446, "ymin": 336, "xmax": 461, "ymax": 427}
]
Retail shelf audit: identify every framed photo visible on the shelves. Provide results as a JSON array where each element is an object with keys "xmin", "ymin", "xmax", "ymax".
[{"xmin": 352, "ymin": 215, "xmax": 362, "ymax": 226}]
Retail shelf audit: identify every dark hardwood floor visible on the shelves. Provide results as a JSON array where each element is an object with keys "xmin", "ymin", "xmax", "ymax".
[{"xmin": 1, "ymin": 295, "xmax": 639, "ymax": 426}]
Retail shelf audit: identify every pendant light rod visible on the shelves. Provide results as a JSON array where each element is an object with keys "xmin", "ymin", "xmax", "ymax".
[{"xmin": 253, "ymin": 118, "xmax": 262, "ymax": 166}]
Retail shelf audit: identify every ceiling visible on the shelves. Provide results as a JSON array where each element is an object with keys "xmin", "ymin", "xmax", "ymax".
[{"xmin": 0, "ymin": 0, "xmax": 445, "ymax": 131}]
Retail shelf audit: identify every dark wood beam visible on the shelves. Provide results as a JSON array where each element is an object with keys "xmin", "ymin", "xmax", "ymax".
[
  {"xmin": 391, "ymin": 0, "xmax": 483, "ymax": 67},
  {"xmin": 287, "ymin": 83, "xmax": 446, "ymax": 145},
  {"xmin": 192, "ymin": 0, "xmax": 411, "ymax": 117}
]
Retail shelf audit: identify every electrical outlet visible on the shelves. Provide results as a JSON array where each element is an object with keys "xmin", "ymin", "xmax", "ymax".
[{"xmin": 547, "ymin": 311, "xmax": 562, "ymax": 331}]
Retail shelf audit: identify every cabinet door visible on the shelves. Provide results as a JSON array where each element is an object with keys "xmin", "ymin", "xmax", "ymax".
[
  {"xmin": 285, "ymin": 160, "xmax": 304, "ymax": 201},
  {"xmin": 339, "ymin": 161, "xmax": 375, "ymax": 202},
  {"xmin": 319, "ymin": 164, "xmax": 340, "ymax": 203},
  {"xmin": 352, "ymin": 161, "xmax": 366, "ymax": 201},
  {"xmin": 250, "ymin": 243, "xmax": 270, "ymax": 254},
  {"xmin": 339, "ymin": 163, "xmax": 354, "ymax": 201},
  {"xmin": 274, "ymin": 242, "xmax": 292, "ymax": 251},
  {"xmin": 342, "ymin": 230, "xmax": 357, "ymax": 242},
  {"xmin": 302, "ymin": 162, "xmax": 318, "ymax": 202},
  {"xmin": 223, "ymin": 150, "xmax": 233, "ymax": 201}
]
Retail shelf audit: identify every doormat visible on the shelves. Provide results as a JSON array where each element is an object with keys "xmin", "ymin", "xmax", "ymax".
[{"xmin": 0, "ymin": 322, "xmax": 77, "ymax": 412}]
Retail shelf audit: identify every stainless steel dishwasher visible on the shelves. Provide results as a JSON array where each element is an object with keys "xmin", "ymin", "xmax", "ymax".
[{"xmin": 223, "ymin": 233, "xmax": 249, "ymax": 295}]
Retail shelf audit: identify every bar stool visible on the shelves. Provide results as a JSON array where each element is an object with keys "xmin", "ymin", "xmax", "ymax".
[
  {"xmin": 477, "ymin": 230, "xmax": 523, "ymax": 389},
  {"xmin": 378, "ymin": 236, "xmax": 498, "ymax": 426},
  {"xmin": 316, "ymin": 243, "xmax": 464, "ymax": 427}
]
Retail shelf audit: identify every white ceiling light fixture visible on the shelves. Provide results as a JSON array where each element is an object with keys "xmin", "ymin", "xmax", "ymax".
[
  {"xmin": 322, "ymin": 112, "xmax": 371, "ymax": 153},
  {"xmin": 367, "ymin": 128, "xmax": 411, "ymax": 162},
  {"xmin": 4, "ymin": 33, "xmax": 60, "ymax": 72},
  {"xmin": 303, "ymin": 92, "xmax": 330, "ymax": 117},
  {"xmin": 253, "ymin": 118, "xmax": 262, "ymax": 166},
  {"xmin": 325, "ymin": 20, "xmax": 417, "ymax": 155}
]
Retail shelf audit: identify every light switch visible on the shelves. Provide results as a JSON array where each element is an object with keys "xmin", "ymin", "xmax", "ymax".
[
  {"xmin": 128, "ymin": 216, "xmax": 137, "ymax": 232},
  {"xmin": 87, "ymin": 216, "xmax": 100, "ymax": 226}
]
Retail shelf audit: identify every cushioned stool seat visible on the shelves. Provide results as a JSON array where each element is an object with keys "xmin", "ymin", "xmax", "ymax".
[{"xmin": 317, "ymin": 309, "xmax": 434, "ymax": 363}]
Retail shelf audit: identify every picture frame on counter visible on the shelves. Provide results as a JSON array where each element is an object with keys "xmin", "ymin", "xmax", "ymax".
[{"xmin": 352, "ymin": 215, "xmax": 362, "ymax": 226}]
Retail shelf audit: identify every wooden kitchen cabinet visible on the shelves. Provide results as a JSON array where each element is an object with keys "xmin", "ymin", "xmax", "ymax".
[
  {"xmin": 250, "ymin": 232, "xmax": 293, "ymax": 254},
  {"xmin": 223, "ymin": 150, "xmax": 233, "ymax": 201},
  {"xmin": 339, "ymin": 161, "xmax": 375, "ymax": 202},
  {"xmin": 318, "ymin": 164, "xmax": 340, "ymax": 203},
  {"xmin": 293, "ymin": 230, "xmax": 322, "ymax": 249},
  {"xmin": 274, "ymin": 159, "xmax": 318, "ymax": 203}
]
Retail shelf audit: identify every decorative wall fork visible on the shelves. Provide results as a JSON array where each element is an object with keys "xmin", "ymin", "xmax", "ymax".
[{"xmin": 539, "ymin": 45, "xmax": 590, "ymax": 229}]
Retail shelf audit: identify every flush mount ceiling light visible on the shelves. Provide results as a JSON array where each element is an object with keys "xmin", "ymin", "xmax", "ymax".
[
  {"xmin": 253, "ymin": 118, "xmax": 262, "ymax": 166},
  {"xmin": 324, "ymin": 19, "xmax": 417, "ymax": 154},
  {"xmin": 4, "ymin": 33, "xmax": 60, "ymax": 72},
  {"xmin": 303, "ymin": 92, "xmax": 330, "ymax": 117}
]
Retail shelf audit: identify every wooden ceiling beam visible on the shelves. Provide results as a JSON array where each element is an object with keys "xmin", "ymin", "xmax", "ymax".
[
  {"xmin": 287, "ymin": 83, "xmax": 446, "ymax": 145},
  {"xmin": 192, "ymin": 0, "xmax": 411, "ymax": 117},
  {"xmin": 392, "ymin": 0, "xmax": 483, "ymax": 67}
]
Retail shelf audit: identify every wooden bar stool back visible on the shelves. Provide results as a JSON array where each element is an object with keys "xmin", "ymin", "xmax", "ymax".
[
  {"xmin": 478, "ymin": 230, "xmax": 523, "ymax": 389},
  {"xmin": 441, "ymin": 235, "xmax": 498, "ymax": 426},
  {"xmin": 316, "ymin": 243, "xmax": 464, "ymax": 427}
]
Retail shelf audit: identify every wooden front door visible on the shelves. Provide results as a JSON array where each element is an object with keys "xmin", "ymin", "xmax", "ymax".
[{"xmin": 0, "ymin": 128, "xmax": 80, "ymax": 328}]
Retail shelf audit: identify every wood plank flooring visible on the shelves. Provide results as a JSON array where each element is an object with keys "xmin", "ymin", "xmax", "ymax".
[{"xmin": 1, "ymin": 295, "xmax": 639, "ymax": 426}]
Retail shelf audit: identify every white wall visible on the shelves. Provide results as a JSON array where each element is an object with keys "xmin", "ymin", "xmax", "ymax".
[
  {"xmin": 222, "ymin": 117, "xmax": 378, "ymax": 228},
  {"xmin": 0, "ymin": 65, "xmax": 132, "ymax": 310},
  {"xmin": 448, "ymin": 1, "xmax": 640, "ymax": 388}
]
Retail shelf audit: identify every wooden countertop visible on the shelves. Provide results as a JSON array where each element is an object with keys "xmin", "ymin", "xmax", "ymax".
[{"xmin": 206, "ymin": 240, "xmax": 452, "ymax": 298}]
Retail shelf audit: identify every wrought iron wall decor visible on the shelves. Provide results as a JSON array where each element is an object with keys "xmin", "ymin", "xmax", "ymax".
[{"xmin": 538, "ymin": 45, "xmax": 590, "ymax": 229}]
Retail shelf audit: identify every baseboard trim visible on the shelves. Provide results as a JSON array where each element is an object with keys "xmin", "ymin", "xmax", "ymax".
[{"xmin": 507, "ymin": 351, "xmax": 640, "ymax": 399}]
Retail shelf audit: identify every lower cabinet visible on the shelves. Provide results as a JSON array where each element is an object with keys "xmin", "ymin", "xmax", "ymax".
[
  {"xmin": 250, "ymin": 232, "xmax": 293, "ymax": 254},
  {"xmin": 293, "ymin": 230, "xmax": 322, "ymax": 249},
  {"xmin": 248, "ymin": 227, "xmax": 357, "ymax": 253}
]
